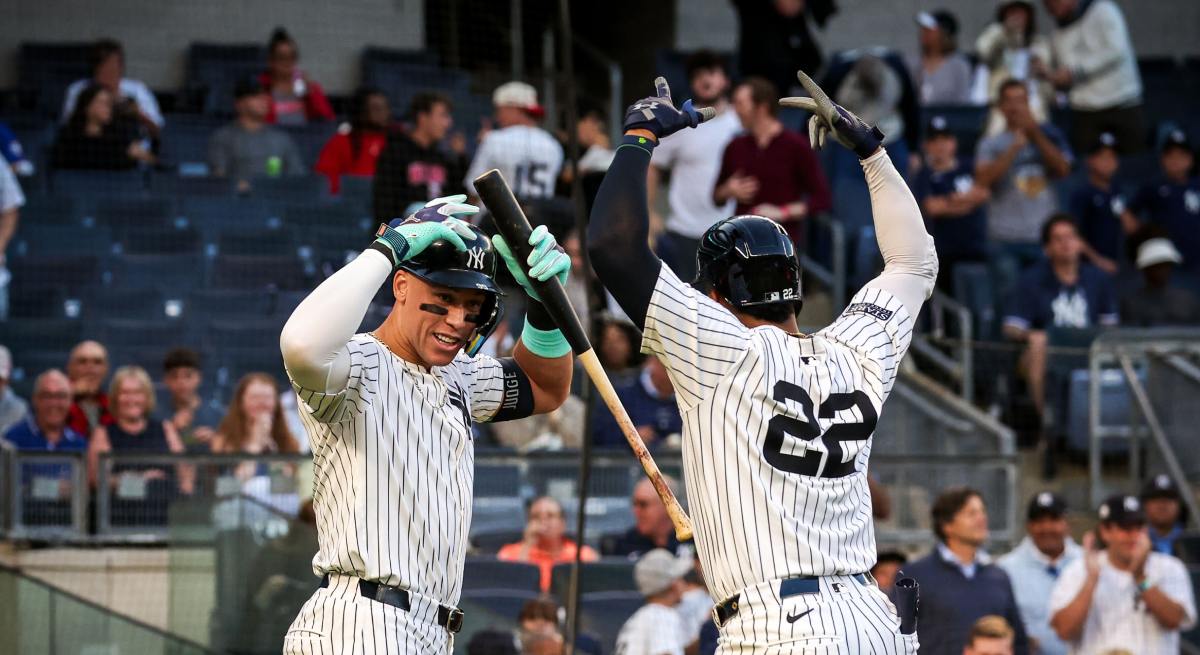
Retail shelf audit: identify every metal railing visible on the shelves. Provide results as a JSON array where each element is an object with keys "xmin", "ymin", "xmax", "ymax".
[
  {"xmin": 801, "ymin": 212, "xmax": 847, "ymax": 309},
  {"xmin": 912, "ymin": 290, "xmax": 975, "ymax": 403}
]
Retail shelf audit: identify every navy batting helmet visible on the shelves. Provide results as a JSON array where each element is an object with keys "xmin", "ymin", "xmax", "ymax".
[
  {"xmin": 392, "ymin": 218, "xmax": 504, "ymax": 356},
  {"xmin": 694, "ymin": 215, "xmax": 802, "ymax": 314}
]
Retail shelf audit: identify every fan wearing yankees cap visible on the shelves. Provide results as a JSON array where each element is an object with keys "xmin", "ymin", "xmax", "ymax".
[
  {"xmin": 279, "ymin": 195, "xmax": 574, "ymax": 653},
  {"xmin": 614, "ymin": 549, "xmax": 698, "ymax": 655},
  {"xmin": 997, "ymin": 492, "xmax": 1082, "ymax": 655},
  {"xmin": 1141, "ymin": 474, "xmax": 1191, "ymax": 558},
  {"xmin": 1049, "ymin": 494, "xmax": 1196, "ymax": 654}
]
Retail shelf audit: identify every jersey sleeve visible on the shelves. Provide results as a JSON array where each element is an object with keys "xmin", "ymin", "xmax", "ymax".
[
  {"xmin": 818, "ymin": 286, "xmax": 914, "ymax": 395},
  {"xmin": 451, "ymin": 352, "xmax": 512, "ymax": 424},
  {"xmin": 641, "ymin": 265, "xmax": 751, "ymax": 410},
  {"xmin": 288, "ymin": 338, "xmax": 378, "ymax": 425}
]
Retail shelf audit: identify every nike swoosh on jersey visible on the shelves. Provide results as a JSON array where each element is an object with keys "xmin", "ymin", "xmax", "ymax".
[{"xmin": 786, "ymin": 608, "xmax": 815, "ymax": 623}]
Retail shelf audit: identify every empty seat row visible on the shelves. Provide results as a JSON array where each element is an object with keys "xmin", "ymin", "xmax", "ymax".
[{"xmin": 8, "ymin": 253, "xmax": 315, "ymax": 294}]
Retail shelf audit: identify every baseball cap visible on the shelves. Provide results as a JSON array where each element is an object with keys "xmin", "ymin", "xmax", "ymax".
[
  {"xmin": 493, "ymin": 81, "xmax": 544, "ymax": 118},
  {"xmin": 634, "ymin": 549, "xmax": 693, "ymax": 597},
  {"xmin": 1160, "ymin": 128, "xmax": 1192, "ymax": 154},
  {"xmin": 925, "ymin": 115, "xmax": 953, "ymax": 139},
  {"xmin": 1087, "ymin": 132, "xmax": 1118, "ymax": 155},
  {"xmin": 1141, "ymin": 474, "xmax": 1182, "ymax": 501},
  {"xmin": 1098, "ymin": 494, "xmax": 1146, "ymax": 527},
  {"xmin": 233, "ymin": 75, "xmax": 266, "ymax": 99},
  {"xmin": 1027, "ymin": 491, "xmax": 1068, "ymax": 521},
  {"xmin": 0, "ymin": 345, "xmax": 11, "ymax": 380},
  {"xmin": 916, "ymin": 10, "xmax": 959, "ymax": 37},
  {"xmin": 1136, "ymin": 238, "xmax": 1183, "ymax": 270}
]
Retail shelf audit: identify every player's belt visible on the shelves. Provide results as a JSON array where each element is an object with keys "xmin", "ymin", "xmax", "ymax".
[
  {"xmin": 320, "ymin": 575, "xmax": 465, "ymax": 633},
  {"xmin": 711, "ymin": 573, "xmax": 871, "ymax": 628}
]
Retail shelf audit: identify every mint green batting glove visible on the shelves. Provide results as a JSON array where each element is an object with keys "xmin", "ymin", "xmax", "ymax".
[
  {"xmin": 370, "ymin": 195, "xmax": 479, "ymax": 268},
  {"xmin": 493, "ymin": 225, "xmax": 570, "ymax": 302}
]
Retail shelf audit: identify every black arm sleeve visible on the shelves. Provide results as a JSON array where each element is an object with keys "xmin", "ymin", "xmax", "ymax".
[{"xmin": 586, "ymin": 144, "xmax": 663, "ymax": 330}]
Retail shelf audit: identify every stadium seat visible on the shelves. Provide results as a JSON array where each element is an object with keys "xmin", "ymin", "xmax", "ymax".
[
  {"xmin": 281, "ymin": 125, "xmax": 338, "ymax": 172},
  {"xmin": 1066, "ymin": 368, "xmax": 1139, "ymax": 455},
  {"xmin": 578, "ymin": 590, "xmax": 644, "ymax": 651},
  {"xmin": 8, "ymin": 286, "xmax": 69, "ymax": 319},
  {"xmin": 336, "ymin": 176, "xmax": 374, "ymax": 207},
  {"xmin": 470, "ymin": 529, "xmax": 525, "ymax": 554},
  {"xmin": 88, "ymin": 289, "xmax": 169, "ymax": 321},
  {"xmin": 149, "ymin": 174, "xmax": 236, "ymax": 197},
  {"xmin": 122, "ymin": 226, "xmax": 203, "ymax": 255},
  {"xmin": 182, "ymin": 43, "xmax": 266, "ymax": 116},
  {"xmin": 0, "ymin": 318, "xmax": 84, "ymax": 354},
  {"xmin": 186, "ymin": 289, "xmax": 274, "ymax": 321},
  {"xmin": 13, "ymin": 224, "xmax": 114, "ymax": 259},
  {"xmin": 206, "ymin": 318, "xmax": 285, "ymax": 351},
  {"xmin": 298, "ymin": 225, "xmax": 369, "ymax": 268},
  {"xmin": 50, "ymin": 170, "xmax": 146, "ymax": 198},
  {"xmin": 16, "ymin": 42, "xmax": 92, "ymax": 116},
  {"xmin": 10, "ymin": 254, "xmax": 101, "ymax": 292},
  {"xmin": 179, "ymin": 196, "xmax": 284, "ymax": 231},
  {"xmin": 214, "ymin": 346, "xmax": 287, "ymax": 388},
  {"xmin": 94, "ymin": 196, "xmax": 177, "ymax": 233},
  {"xmin": 550, "ymin": 560, "xmax": 637, "ymax": 599},
  {"xmin": 157, "ymin": 116, "xmax": 224, "ymax": 172},
  {"xmin": 471, "ymin": 497, "xmax": 526, "ymax": 537},
  {"xmin": 98, "ymin": 318, "xmax": 182, "ymax": 351},
  {"xmin": 211, "ymin": 255, "xmax": 310, "ymax": 290},
  {"xmin": 475, "ymin": 463, "xmax": 522, "ymax": 497},
  {"xmin": 284, "ymin": 203, "xmax": 366, "ymax": 229},
  {"xmin": 217, "ymin": 227, "xmax": 298, "ymax": 257},
  {"xmin": 9, "ymin": 349, "xmax": 68, "ymax": 397},
  {"xmin": 461, "ymin": 558, "xmax": 541, "ymax": 592},
  {"xmin": 952, "ymin": 263, "xmax": 998, "ymax": 342},
  {"xmin": 459, "ymin": 589, "xmax": 541, "ymax": 625},
  {"xmin": 246, "ymin": 175, "xmax": 326, "ymax": 203},
  {"xmin": 17, "ymin": 194, "xmax": 80, "ymax": 225},
  {"xmin": 109, "ymin": 253, "xmax": 206, "ymax": 293},
  {"xmin": 528, "ymin": 462, "xmax": 635, "ymax": 499}
]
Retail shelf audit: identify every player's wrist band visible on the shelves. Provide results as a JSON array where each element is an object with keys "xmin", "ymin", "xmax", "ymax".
[
  {"xmin": 370, "ymin": 225, "xmax": 409, "ymax": 266},
  {"xmin": 524, "ymin": 299, "xmax": 557, "ymax": 331},
  {"xmin": 520, "ymin": 317, "xmax": 571, "ymax": 358},
  {"xmin": 620, "ymin": 134, "xmax": 657, "ymax": 154}
]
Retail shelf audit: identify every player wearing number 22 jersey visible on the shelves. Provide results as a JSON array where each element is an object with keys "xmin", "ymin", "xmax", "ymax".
[{"xmin": 589, "ymin": 74, "xmax": 938, "ymax": 654}]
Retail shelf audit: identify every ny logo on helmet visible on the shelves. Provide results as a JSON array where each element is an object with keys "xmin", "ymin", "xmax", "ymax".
[{"xmin": 465, "ymin": 247, "xmax": 486, "ymax": 270}]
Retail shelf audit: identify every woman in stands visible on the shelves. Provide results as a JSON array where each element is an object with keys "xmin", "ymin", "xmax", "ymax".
[
  {"xmin": 87, "ymin": 366, "xmax": 192, "ymax": 499},
  {"xmin": 260, "ymin": 27, "xmax": 334, "ymax": 125},
  {"xmin": 497, "ymin": 496, "xmax": 598, "ymax": 592},
  {"xmin": 52, "ymin": 84, "xmax": 155, "ymax": 170},
  {"xmin": 314, "ymin": 86, "xmax": 392, "ymax": 193},
  {"xmin": 212, "ymin": 373, "xmax": 299, "ymax": 466}
]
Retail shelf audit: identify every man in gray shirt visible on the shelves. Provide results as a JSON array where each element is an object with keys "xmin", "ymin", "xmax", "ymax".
[
  {"xmin": 912, "ymin": 10, "xmax": 975, "ymax": 106},
  {"xmin": 976, "ymin": 79, "xmax": 1072, "ymax": 261},
  {"xmin": 208, "ymin": 77, "xmax": 304, "ymax": 183}
]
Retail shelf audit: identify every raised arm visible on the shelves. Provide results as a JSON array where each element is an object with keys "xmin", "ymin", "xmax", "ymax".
[
  {"xmin": 588, "ymin": 77, "xmax": 713, "ymax": 329},
  {"xmin": 781, "ymin": 71, "xmax": 936, "ymax": 317}
]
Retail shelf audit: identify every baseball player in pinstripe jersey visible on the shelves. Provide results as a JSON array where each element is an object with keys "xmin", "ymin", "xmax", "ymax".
[
  {"xmin": 279, "ymin": 195, "xmax": 574, "ymax": 653},
  {"xmin": 587, "ymin": 72, "xmax": 937, "ymax": 654}
]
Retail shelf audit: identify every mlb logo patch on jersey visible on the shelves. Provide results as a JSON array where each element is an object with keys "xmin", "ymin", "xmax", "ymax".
[{"xmin": 845, "ymin": 302, "xmax": 894, "ymax": 321}]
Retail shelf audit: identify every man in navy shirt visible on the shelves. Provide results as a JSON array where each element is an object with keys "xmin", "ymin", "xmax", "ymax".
[
  {"xmin": 3, "ymin": 370, "xmax": 87, "ymax": 513},
  {"xmin": 1069, "ymin": 132, "xmax": 1137, "ymax": 274},
  {"xmin": 1127, "ymin": 129, "xmax": 1200, "ymax": 275},
  {"xmin": 1003, "ymin": 214, "xmax": 1118, "ymax": 420},
  {"xmin": 590, "ymin": 356, "xmax": 681, "ymax": 450},
  {"xmin": 913, "ymin": 114, "xmax": 990, "ymax": 292}
]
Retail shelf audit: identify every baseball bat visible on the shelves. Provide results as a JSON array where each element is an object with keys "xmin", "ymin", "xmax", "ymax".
[{"xmin": 474, "ymin": 169, "xmax": 693, "ymax": 542}]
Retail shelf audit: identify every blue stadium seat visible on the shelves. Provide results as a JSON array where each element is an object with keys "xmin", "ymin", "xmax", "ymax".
[
  {"xmin": 475, "ymin": 463, "xmax": 522, "ymax": 497},
  {"xmin": 299, "ymin": 225, "xmax": 369, "ymax": 268},
  {"xmin": 281, "ymin": 125, "xmax": 338, "ymax": 172},
  {"xmin": 17, "ymin": 194, "xmax": 80, "ymax": 225},
  {"xmin": 98, "ymin": 319, "xmax": 181, "ymax": 354},
  {"xmin": 108, "ymin": 253, "xmax": 207, "ymax": 294},
  {"xmin": 10, "ymin": 254, "xmax": 101, "ymax": 293},
  {"xmin": 462, "ymin": 558, "xmax": 541, "ymax": 593},
  {"xmin": 217, "ymin": 227, "xmax": 298, "ymax": 257},
  {"xmin": 284, "ymin": 203, "xmax": 366, "ymax": 229},
  {"xmin": 336, "ymin": 176, "xmax": 374, "ymax": 208},
  {"xmin": 213, "ymin": 346, "xmax": 287, "ymax": 390},
  {"xmin": 179, "ymin": 196, "xmax": 284, "ymax": 232},
  {"xmin": 94, "ymin": 196, "xmax": 177, "ymax": 233},
  {"xmin": 551, "ymin": 561, "xmax": 637, "ymax": 599},
  {"xmin": 578, "ymin": 590, "xmax": 644, "ymax": 651},
  {"xmin": 8, "ymin": 286, "xmax": 69, "ymax": 319},
  {"xmin": 51, "ymin": 170, "xmax": 146, "ymax": 198},
  {"xmin": 122, "ymin": 226, "xmax": 203, "ymax": 255},
  {"xmin": 1066, "ymin": 367, "xmax": 1140, "ymax": 455},
  {"xmin": 9, "ymin": 349, "xmax": 68, "ymax": 396},
  {"xmin": 88, "ymin": 289, "xmax": 169, "ymax": 321},
  {"xmin": 952, "ymin": 263, "xmax": 998, "ymax": 341},
  {"xmin": 459, "ymin": 589, "xmax": 541, "ymax": 625},
  {"xmin": 471, "ymin": 497, "xmax": 526, "ymax": 537},
  {"xmin": 186, "ymin": 289, "xmax": 274, "ymax": 320},
  {"xmin": 206, "ymin": 318, "xmax": 284, "ymax": 351},
  {"xmin": 247, "ymin": 175, "xmax": 326, "ymax": 203},
  {"xmin": 13, "ymin": 224, "xmax": 114, "ymax": 259},
  {"xmin": 528, "ymin": 463, "xmax": 635, "ymax": 498},
  {"xmin": 470, "ymin": 530, "xmax": 525, "ymax": 555},
  {"xmin": 149, "ymin": 174, "xmax": 236, "ymax": 197},
  {"xmin": 158, "ymin": 116, "xmax": 224, "ymax": 171},
  {"xmin": 0, "ymin": 318, "xmax": 83, "ymax": 354},
  {"xmin": 211, "ymin": 255, "xmax": 310, "ymax": 290},
  {"xmin": 16, "ymin": 42, "xmax": 92, "ymax": 117},
  {"xmin": 182, "ymin": 43, "xmax": 266, "ymax": 116}
]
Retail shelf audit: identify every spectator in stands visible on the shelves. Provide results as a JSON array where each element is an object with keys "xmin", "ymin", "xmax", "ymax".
[
  {"xmin": 1003, "ymin": 215, "xmax": 1118, "ymax": 421},
  {"xmin": 517, "ymin": 597, "xmax": 602, "ymax": 655},
  {"xmin": 676, "ymin": 556, "xmax": 714, "ymax": 644},
  {"xmin": 208, "ymin": 77, "xmax": 305, "ymax": 185},
  {"xmin": 976, "ymin": 1, "xmax": 1053, "ymax": 135},
  {"xmin": 591, "ymin": 356, "xmax": 680, "ymax": 450},
  {"xmin": 61, "ymin": 38, "xmax": 163, "ymax": 138},
  {"xmin": 714, "ymin": 77, "xmax": 831, "ymax": 248},
  {"xmin": 1049, "ymin": 495, "xmax": 1196, "ymax": 653},
  {"xmin": 602, "ymin": 477, "xmax": 684, "ymax": 558},
  {"xmin": 904, "ymin": 487, "xmax": 1029, "ymax": 655},
  {"xmin": 615, "ymin": 549, "xmax": 695, "ymax": 655},
  {"xmin": 575, "ymin": 110, "xmax": 614, "ymax": 177},
  {"xmin": 52, "ymin": 85, "xmax": 155, "ymax": 170},
  {"xmin": 467, "ymin": 630, "xmax": 519, "ymax": 655},
  {"xmin": 1121, "ymin": 238, "xmax": 1200, "ymax": 327},
  {"xmin": 315, "ymin": 87, "xmax": 391, "ymax": 194},
  {"xmin": 0, "ymin": 122, "xmax": 34, "ymax": 176},
  {"xmin": 3, "ymin": 370, "xmax": 83, "ymax": 452},
  {"xmin": 160, "ymin": 348, "xmax": 222, "ymax": 453},
  {"xmin": 1070, "ymin": 132, "xmax": 1136, "ymax": 274},
  {"xmin": 871, "ymin": 551, "xmax": 907, "ymax": 595},
  {"xmin": 597, "ymin": 319, "xmax": 641, "ymax": 384},
  {"xmin": 998, "ymin": 492, "xmax": 1081, "ymax": 655},
  {"xmin": 66, "ymin": 340, "xmax": 112, "ymax": 437},
  {"xmin": 373, "ymin": 92, "xmax": 467, "ymax": 222},
  {"xmin": 732, "ymin": 0, "xmax": 835, "ymax": 97},
  {"xmin": 521, "ymin": 629, "xmax": 564, "ymax": 655},
  {"xmin": 498, "ymin": 496, "xmax": 599, "ymax": 592},
  {"xmin": 86, "ymin": 366, "xmax": 190, "ymax": 492},
  {"xmin": 911, "ymin": 9, "xmax": 974, "ymax": 106},
  {"xmin": 464, "ymin": 81, "xmax": 563, "ymax": 200},
  {"xmin": 260, "ymin": 28, "xmax": 334, "ymax": 125},
  {"xmin": 211, "ymin": 373, "xmax": 299, "ymax": 458},
  {"xmin": 0, "ymin": 346, "xmax": 27, "ymax": 433},
  {"xmin": 648, "ymin": 50, "xmax": 743, "ymax": 282},
  {"xmin": 1038, "ymin": 0, "xmax": 1143, "ymax": 154},
  {"xmin": 914, "ymin": 114, "xmax": 991, "ymax": 291},
  {"xmin": 963, "ymin": 615, "xmax": 1016, "ymax": 655},
  {"xmin": 0, "ymin": 158, "xmax": 23, "ymax": 287},
  {"xmin": 976, "ymin": 79, "xmax": 1072, "ymax": 266},
  {"xmin": 1141, "ymin": 474, "xmax": 1189, "ymax": 557},
  {"xmin": 1125, "ymin": 130, "xmax": 1200, "ymax": 275}
]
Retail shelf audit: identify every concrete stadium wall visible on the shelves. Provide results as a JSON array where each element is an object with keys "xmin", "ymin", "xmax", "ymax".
[
  {"xmin": 677, "ymin": 0, "xmax": 1200, "ymax": 60},
  {"xmin": 0, "ymin": 0, "xmax": 424, "ymax": 94}
]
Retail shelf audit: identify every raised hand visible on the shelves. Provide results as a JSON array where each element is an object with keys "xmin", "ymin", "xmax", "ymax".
[
  {"xmin": 372, "ymin": 195, "xmax": 480, "ymax": 268},
  {"xmin": 623, "ymin": 77, "xmax": 715, "ymax": 141},
  {"xmin": 780, "ymin": 70, "xmax": 885, "ymax": 159},
  {"xmin": 493, "ymin": 225, "xmax": 570, "ymax": 302}
]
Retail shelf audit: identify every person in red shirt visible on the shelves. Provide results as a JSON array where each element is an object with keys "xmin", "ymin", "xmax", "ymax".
[
  {"xmin": 66, "ymin": 340, "xmax": 113, "ymax": 438},
  {"xmin": 498, "ymin": 496, "xmax": 598, "ymax": 592},
  {"xmin": 315, "ymin": 87, "xmax": 392, "ymax": 193},
  {"xmin": 713, "ymin": 77, "xmax": 832, "ymax": 247},
  {"xmin": 259, "ymin": 27, "xmax": 334, "ymax": 125}
]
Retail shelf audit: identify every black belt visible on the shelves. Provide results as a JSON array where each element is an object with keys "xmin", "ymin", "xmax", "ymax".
[
  {"xmin": 713, "ymin": 573, "xmax": 871, "ymax": 627},
  {"xmin": 321, "ymin": 575, "xmax": 464, "ymax": 633}
]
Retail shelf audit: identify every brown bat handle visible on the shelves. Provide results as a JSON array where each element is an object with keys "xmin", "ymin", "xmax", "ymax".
[{"xmin": 579, "ymin": 350, "xmax": 694, "ymax": 542}]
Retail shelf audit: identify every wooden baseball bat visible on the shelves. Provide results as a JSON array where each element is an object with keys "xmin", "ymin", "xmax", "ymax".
[{"xmin": 473, "ymin": 169, "xmax": 693, "ymax": 542}]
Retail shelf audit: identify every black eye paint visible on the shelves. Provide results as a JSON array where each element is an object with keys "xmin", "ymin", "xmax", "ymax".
[{"xmin": 419, "ymin": 303, "xmax": 449, "ymax": 316}]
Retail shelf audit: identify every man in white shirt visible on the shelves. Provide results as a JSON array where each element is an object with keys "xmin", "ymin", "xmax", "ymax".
[
  {"xmin": 1049, "ymin": 494, "xmax": 1196, "ymax": 654},
  {"xmin": 464, "ymin": 81, "xmax": 563, "ymax": 200},
  {"xmin": 648, "ymin": 51, "xmax": 743, "ymax": 281},
  {"xmin": 998, "ymin": 492, "xmax": 1082, "ymax": 655},
  {"xmin": 614, "ymin": 549, "xmax": 695, "ymax": 655},
  {"xmin": 61, "ymin": 39, "xmax": 163, "ymax": 136}
]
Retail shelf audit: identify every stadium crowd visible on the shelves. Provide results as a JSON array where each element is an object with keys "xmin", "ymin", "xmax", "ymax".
[{"xmin": 1, "ymin": 0, "xmax": 1199, "ymax": 653}]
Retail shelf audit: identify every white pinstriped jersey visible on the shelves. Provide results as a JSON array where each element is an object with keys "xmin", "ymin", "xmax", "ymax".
[
  {"xmin": 463, "ymin": 125, "xmax": 564, "ymax": 199},
  {"xmin": 641, "ymin": 266, "xmax": 914, "ymax": 602},
  {"xmin": 288, "ymin": 333, "xmax": 507, "ymax": 606}
]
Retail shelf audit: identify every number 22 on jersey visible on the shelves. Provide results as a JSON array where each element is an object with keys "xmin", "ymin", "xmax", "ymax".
[{"xmin": 763, "ymin": 381, "xmax": 878, "ymax": 478}]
